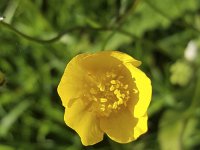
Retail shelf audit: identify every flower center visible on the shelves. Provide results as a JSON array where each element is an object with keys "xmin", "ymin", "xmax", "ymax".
[{"xmin": 83, "ymin": 65, "xmax": 137, "ymax": 117}]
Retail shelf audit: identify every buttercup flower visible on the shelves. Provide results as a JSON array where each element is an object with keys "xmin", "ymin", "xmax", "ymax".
[{"xmin": 57, "ymin": 51, "xmax": 152, "ymax": 146}]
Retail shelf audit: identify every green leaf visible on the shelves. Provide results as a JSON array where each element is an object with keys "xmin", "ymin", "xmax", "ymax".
[
  {"xmin": 0, "ymin": 100, "xmax": 32, "ymax": 137},
  {"xmin": 125, "ymin": 0, "xmax": 199, "ymax": 37},
  {"xmin": 0, "ymin": 145, "xmax": 15, "ymax": 150}
]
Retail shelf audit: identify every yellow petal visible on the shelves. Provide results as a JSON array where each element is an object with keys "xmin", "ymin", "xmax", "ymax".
[
  {"xmin": 57, "ymin": 53, "xmax": 89, "ymax": 107},
  {"xmin": 100, "ymin": 109, "xmax": 138, "ymax": 143},
  {"xmin": 103, "ymin": 51, "xmax": 142, "ymax": 67},
  {"xmin": 80, "ymin": 52, "xmax": 121, "ymax": 73},
  {"xmin": 125, "ymin": 63, "xmax": 152, "ymax": 117},
  {"xmin": 64, "ymin": 99, "xmax": 104, "ymax": 146},
  {"xmin": 78, "ymin": 51, "xmax": 141, "ymax": 75},
  {"xmin": 133, "ymin": 113, "xmax": 148, "ymax": 139}
]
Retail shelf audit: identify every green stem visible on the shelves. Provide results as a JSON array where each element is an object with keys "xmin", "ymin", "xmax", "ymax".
[
  {"xmin": 114, "ymin": 0, "xmax": 142, "ymax": 26},
  {"xmin": 182, "ymin": 68, "xmax": 200, "ymax": 120},
  {"xmin": 102, "ymin": 0, "xmax": 142, "ymax": 50},
  {"xmin": 0, "ymin": 21, "xmax": 138, "ymax": 44},
  {"xmin": 190, "ymin": 69, "xmax": 200, "ymax": 108}
]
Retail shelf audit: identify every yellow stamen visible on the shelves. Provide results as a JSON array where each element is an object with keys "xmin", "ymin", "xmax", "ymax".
[
  {"xmin": 121, "ymin": 94, "xmax": 125, "ymax": 98},
  {"xmin": 124, "ymin": 84, "xmax": 128, "ymax": 89},
  {"xmin": 98, "ymin": 84, "xmax": 105, "ymax": 91},
  {"xmin": 111, "ymin": 80, "xmax": 117, "ymax": 84},
  {"xmin": 114, "ymin": 89, "xmax": 120, "ymax": 95},
  {"xmin": 112, "ymin": 102, "xmax": 118, "ymax": 109},
  {"xmin": 110, "ymin": 85, "xmax": 115, "ymax": 91},
  {"xmin": 100, "ymin": 98, "xmax": 107, "ymax": 103},
  {"xmin": 117, "ymin": 98, "xmax": 123, "ymax": 105}
]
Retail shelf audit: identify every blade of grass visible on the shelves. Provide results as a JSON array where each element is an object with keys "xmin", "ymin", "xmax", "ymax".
[{"xmin": 0, "ymin": 100, "xmax": 32, "ymax": 137}]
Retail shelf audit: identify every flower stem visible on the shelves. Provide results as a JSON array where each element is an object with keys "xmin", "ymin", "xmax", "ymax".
[{"xmin": 0, "ymin": 21, "xmax": 138, "ymax": 44}]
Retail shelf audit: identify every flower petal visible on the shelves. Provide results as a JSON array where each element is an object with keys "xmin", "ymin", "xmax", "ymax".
[
  {"xmin": 100, "ymin": 109, "xmax": 138, "ymax": 143},
  {"xmin": 57, "ymin": 54, "xmax": 89, "ymax": 107},
  {"xmin": 105, "ymin": 51, "xmax": 142, "ymax": 67},
  {"xmin": 133, "ymin": 113, "xmax": 148, "ymax": 139},
  {"xmin": 64, "ymin": 99, "xmax": 104, "ymax": 146},
  {"xmin": 125, "ymin": 63, "xmax": 152, "ymax": 117},
  {"xmin": 80, "ymin": 52, "xmax": 122, "ymax": 73}
]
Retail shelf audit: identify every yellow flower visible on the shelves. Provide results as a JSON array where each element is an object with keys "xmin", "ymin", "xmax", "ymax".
[{"xmin": 57, "ymin": 51, "xmax": 152, "ymax": 146}]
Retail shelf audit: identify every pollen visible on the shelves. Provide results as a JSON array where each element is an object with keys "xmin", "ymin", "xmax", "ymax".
[
  {"xmin": 124, "ymin": 84, "xmax": 128, "ymax": 89},
  {"xmin": 84, "ymin": 68, "xmax": 134, "ymax": 117},
  {"xmin": 98, "ymin": 84, "xmax": 105, "ymax": 91},
  {"xmin": 114, "ymin": 89, "xmax": 120, "ymax": 95},
  {"xmin": 110, "ymin": 85, "xmax": 115, "ymax": 91},
  {"xmin": 112, "ymin": 102, "xmax": 118, "ymax": 109},
  {"xmin": 100, "ymin": 98, "xmax": 107, "ymax": 103},
  {"xmin": 110, "ymin": 80, "xmax": 117, "ymax": 84}
]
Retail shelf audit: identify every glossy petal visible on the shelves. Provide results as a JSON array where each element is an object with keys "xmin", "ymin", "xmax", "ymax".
[
  {"xmin": 106, "ymin": 51, "xmax": 141, "ymax": 67},
  {"xmin": 57, "ymin": 54, "xmax": 89, "ymax": 107},
  {"xmin": 133, "ymin": 113, "xmax": 148, "ymax": 139},
  {"xmin": 125, "ymin": 63, "xmax": 152, "ymax": 117},
  {"xmin": 80, "ymin": 52, "xmax": 122, "ymax": 73},
  {"xmin": 100, "ymin": 109, "xmax": 138, "ymax": 143},
  {"xmin": 64, "ymin": 99, "xmax": 104, "ymax": 146}
]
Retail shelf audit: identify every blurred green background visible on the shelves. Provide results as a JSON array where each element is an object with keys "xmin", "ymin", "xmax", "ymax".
[{"xmin": 0, "ymin": 0, "xmax": 200, "ymax": 149}]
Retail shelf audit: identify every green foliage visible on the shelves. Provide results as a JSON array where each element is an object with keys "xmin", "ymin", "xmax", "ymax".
[
  {"xmin": 170, "ymin": 59, "xmax": 193, "ymax": 86},
  {"xmin": 1, "ymin": 0, "xmax": 200, "ymax": 149}
]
